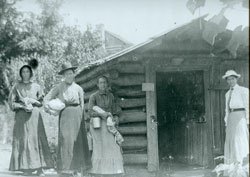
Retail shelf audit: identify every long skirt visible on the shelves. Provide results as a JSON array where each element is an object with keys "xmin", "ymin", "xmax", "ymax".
[
  {"xmin": 57, "ymin": 105, "xmax": 92, "ymax": 173},
  {"xmin": 224, "ymin": 111, "xmax": 249, "ymax": 170},
  {"xmin": 89, "ymin": 118, "xmax": 124, "ymax": 175},
  {"xmin": 9, "ymin": 107, "xmax": 53, "ymax": 171}
]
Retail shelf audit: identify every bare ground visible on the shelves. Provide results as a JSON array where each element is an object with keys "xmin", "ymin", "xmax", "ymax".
[
  {"xmin": 0, "ymin": 109, "xmax": 216, "ymax": 177},
  {"xmin": 0, "ymin": 144, "xmax": 216, "ymax": 177}
]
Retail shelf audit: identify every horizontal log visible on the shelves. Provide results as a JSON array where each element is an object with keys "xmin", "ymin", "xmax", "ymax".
[
  {"xmin": 118, "ymin": 125, "xmax": 147, "ymax": 135},
  {"xmin": 80, "ymin": 80, "xmax": 98, "ymax": 92},
  {"xmin": 84, "ymin": 89, "xmax": 98, "ymax": 101},
  {"xmin": 76, "ymin": 66, "xmax": 106, "ymax": 84},
  {"xmin": 119, "ymin": 111, "xmax": 146, "ymax": 123},
  {"xmin": 106, "ymin": 70, "xmax": 120, "ymax": 80},
  {"xmin": 118, "ymin": 98, "xmax": 146, "ymax": 108},
  {"xmin": 123, "ymin": 154, "xmax": 147, "ymax": 164},
  {"xmin": 111, "ymin": 75, "xmax": 145, "ymax": 86},
  {"xmin": 79, "ymin": 74, "xmax": 144, "ymax": 91},
  {"xmin": 76, "ymin": 66, "xmax": 119, "ymax": 84},
  {"xmin": 122, "ymin": 136, "xmax": 147, "ymax": 150},
  {"xmin": 115, "ymin": 87, "xmax": 145, "ymax": 97},
  {"xmin": 75, "ymin": 54, "xmax": 141, "ymax": 83},
  {"xmin": 113, "ymin": 63, "xmax": 144, "ymax": 74}
]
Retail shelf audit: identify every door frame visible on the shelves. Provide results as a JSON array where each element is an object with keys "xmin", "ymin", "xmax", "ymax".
[{"xmin": 145, "ymin": 63, "xmax": 213, "ymax": 170}]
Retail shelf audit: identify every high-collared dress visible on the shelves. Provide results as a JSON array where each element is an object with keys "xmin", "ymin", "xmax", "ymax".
[
  {"xmin": 224, "ymin": 84, "xmax": 249, "ymax": 167},
  {"xmin": 8, "ymin": 81, "xmax": 53, "ymax": 171},
  {"xmin": 44, "ymin": 81, "xmax": 91, "ymax": 173},
  {"xmin": 88, "ymin": 90, "xmax": 124, "ymax": 175}
]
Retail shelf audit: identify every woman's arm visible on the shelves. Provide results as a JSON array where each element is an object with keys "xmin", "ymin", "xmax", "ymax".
[
  {"xmin": 241, "ymin": 87, "xmax": 249, "ymax": 124},
  {"xmin": 79, "ymin": 87, "xmax": 84, "ymax": 111},
  {"xmin": 88, "ymin": 94, "xmax": 108, "ymax": 119},
  {"xmin": 27, "ymin": 84, "xmax": 44, "ymax": 107},
  {"xmin": 43, "ymin": 85, "xmax": 60, "ymax": 111},
  {"xmin": 224, "ymin": 93, "xmax": 229, "ymax": 126},
  {"xmin": 111, "ymin": 94, "xmax": 121, "ymax": 116},
  {"xmin": 8, "ymin": 84, "xmax": 24, "ymax": 111},
  {"xmin": 37, "ymin": 84, "xmax": 45, "ymax": 102},
  {"xmin": 44, "ymin": 85, "xmax": 59, "ymax": 103}
]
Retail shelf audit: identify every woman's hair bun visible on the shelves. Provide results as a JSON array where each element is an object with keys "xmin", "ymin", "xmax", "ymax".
[{"xmin": 28, "ymin": 59, "xmax": 39, "ymax": 69}]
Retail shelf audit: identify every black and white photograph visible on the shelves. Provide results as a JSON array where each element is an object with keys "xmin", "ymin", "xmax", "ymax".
[{"xmin": 0, "ymin": 0, "xmax": 249, "ymax": 177}]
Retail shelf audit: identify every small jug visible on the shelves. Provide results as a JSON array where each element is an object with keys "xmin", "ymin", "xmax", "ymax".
[{"xmin": 92, "ymin": 117, "xmax": 101, "ymax": 128}]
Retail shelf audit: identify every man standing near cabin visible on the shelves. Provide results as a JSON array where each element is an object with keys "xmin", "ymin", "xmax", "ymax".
[
  {"xmin": 88, "ymin": 76, "xmax": 124, "ymax": 177},
  {"xmin": 222, "ymin": 70, "xmax": 249, "ymax": 176}
]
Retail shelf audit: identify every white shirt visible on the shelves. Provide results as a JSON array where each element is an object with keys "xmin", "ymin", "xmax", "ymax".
[{"xmin": 224, "ymin": 84, "xmax": 249, "ymax": 125}]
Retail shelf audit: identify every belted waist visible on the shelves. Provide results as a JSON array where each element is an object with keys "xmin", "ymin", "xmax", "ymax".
[
  {"xmin": 65, "ymin": 103, "xmax": 80, "ymax": 107},
  {"xmin": 229, "ymin": 108, "xmax": 245, "ymax": 113}
]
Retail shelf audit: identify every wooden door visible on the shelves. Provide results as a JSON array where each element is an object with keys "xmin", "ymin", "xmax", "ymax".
[{"xmin": 152, "ymin": 64, "xmax": 213, "ymax": 168}]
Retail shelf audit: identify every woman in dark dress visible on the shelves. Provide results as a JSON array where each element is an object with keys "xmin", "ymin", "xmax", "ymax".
[
  {"xmin": 8, "ymin": 64, "xmax": 53, "ymax": 176},
  {"xmin": 88, "ymin": 76, "xmax": 124, "ymax": 177},
  {"xmin": 44, "ymin": 62, "xmax": 92, "ymax": 177}
]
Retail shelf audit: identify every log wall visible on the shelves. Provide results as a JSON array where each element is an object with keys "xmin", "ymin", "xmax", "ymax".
[
  {"xmin": 76, "ymin": 55, "xmax": 249, "ymax": 168},
  {"xmin": 77, "ymin": 61, "xmax": 148, "ymax": 165}
]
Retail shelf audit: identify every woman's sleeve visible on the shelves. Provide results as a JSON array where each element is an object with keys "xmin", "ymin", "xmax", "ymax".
[
  {"xmin": 8, "ymin": 84, "xmax": 23, "ymax": 111},
  {"xmin": 44, "ymin": 85, "xmax": 59, "ymax": 103},
  {"xmin": 37, "ymin": 84, "xmax": 45, "ymax": 102},
  {"xmin": 88, "ymin": 94, "xmax": 100, "ymax": 117},
  {"xmin": 111, "ymin": 94, "xmax": 122, "ymax": 116},
  {"xmin": 241, "ymin": 88, "xmax": 249, "ymax": 124},
  {"xmin": 79, "ymin": 87, "xmax": 84, "ymax": 111}
]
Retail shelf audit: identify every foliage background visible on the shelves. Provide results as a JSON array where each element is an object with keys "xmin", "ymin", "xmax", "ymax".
[{"xmin": 0, "ymin": 0, "xmax": 107, "ymax": 152}]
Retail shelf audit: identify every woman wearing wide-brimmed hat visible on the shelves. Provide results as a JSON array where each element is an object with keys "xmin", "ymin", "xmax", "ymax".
[
  {"xmin": 222, "ymin": 70, "xmax": 249, "ymax": 175},
  {"xmin": 8, "ymin": 60, "xmax": 53, "ymax": 176},
  {"xmin": 44, "ymin": 62, "xmax": 91, "ymax": 177}
]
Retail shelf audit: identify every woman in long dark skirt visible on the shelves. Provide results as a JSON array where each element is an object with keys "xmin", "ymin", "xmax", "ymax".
[
  {"xmin": 8, "ymin": 64, "xmax": 53, "ymax": 176},
  {"xmin": 44, "ymin": 62, "xmax": 92, "ymax": 177}
]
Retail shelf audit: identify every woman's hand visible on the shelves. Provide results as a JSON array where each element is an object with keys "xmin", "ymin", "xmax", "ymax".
[
  {"xmin": 107, "ymin": 112, "xmax": 113, "ymax": 117},
  {"xmin": 28, "ymin": 98, "xmax": 42, "ymax": 107},
  {"xmin": 33, "ymin": 101, "xmax": 42, "ymax": 107},
  {"xmin": 100, "ymin": 112, "xmax": 112, "ymax": 119},
  {"xmin": 24, "ymin": 104, "xmax": 33, "ymax": 112},
  {"xmin": 43, "ymin": 103, "xmax": 50, "ymax": 113},
  {"xmin": 100, "ymin": 112, "xmax": 108, "ymax": 119}
]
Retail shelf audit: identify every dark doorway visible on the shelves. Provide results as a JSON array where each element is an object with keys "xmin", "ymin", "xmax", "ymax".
[{"xmin": 156, "ymin": 71, "xmax": 206, "ymax": 166}]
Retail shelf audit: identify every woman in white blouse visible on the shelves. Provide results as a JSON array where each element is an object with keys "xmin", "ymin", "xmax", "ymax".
[
  {"xmin": 222, "ymin": 70, "xmax": 249, "ymax": 174},
  {"xmin": 44, "ymin": 62, "xmax": 91, "ymax": 177}
]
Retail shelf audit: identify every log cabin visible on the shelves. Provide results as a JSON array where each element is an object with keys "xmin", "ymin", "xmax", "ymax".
[{"xmin": 75, "ymin": 16, "xmax": 249, "ymax": 172}]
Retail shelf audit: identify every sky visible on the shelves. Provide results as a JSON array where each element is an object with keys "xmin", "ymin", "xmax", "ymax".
[{"xmin": 15, "ymin": 0, "xmax": 249, "ymax": 44}]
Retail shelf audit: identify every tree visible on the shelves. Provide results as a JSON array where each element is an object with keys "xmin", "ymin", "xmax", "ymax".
[
  {"xmin": 0, "ymin": 0, "xmax": 24, "ymax": 103},
  {"xmin": 0, "ymin": 0, "xmax": 107, "ymax": 100},
  {"xmin": 0, "ymin": 0, "xmax": 107, "ymax": 146}
]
